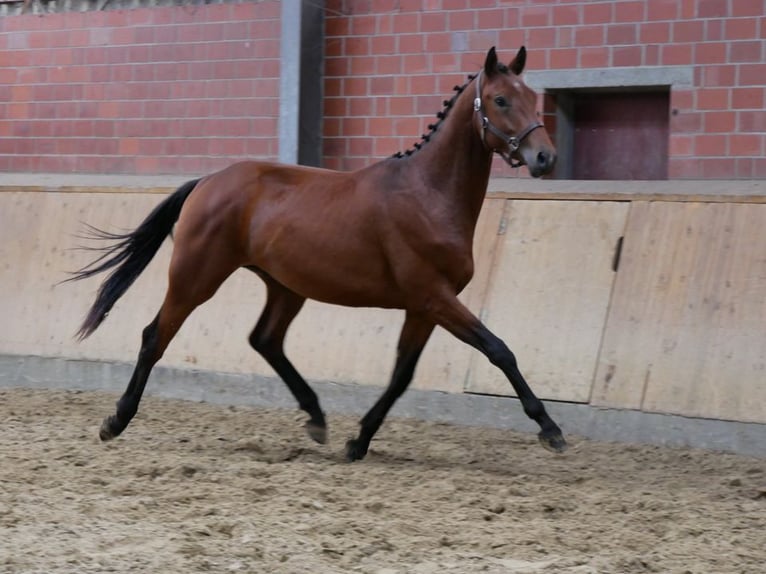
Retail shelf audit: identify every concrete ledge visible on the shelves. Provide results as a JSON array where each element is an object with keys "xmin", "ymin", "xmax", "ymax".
[{"xmin": 1, "ymin": 355, "xmax": 763, "ymax": 458}]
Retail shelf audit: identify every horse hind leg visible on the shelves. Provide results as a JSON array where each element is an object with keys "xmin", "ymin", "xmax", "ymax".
[
  {"xmin": 346, "ymin": 312, "xmax": 435, "ymax": 461},
  {"xmin": 100, "ymin": 257, "xmax": 237, "ymax": 441},
  {"xmin": 248, "ymin": 277, "xmax": 327, "ymax": 444}
]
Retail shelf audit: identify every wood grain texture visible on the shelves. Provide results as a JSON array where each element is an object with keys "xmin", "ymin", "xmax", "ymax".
[
  {"xmin": 592, "ymin": 202, "xmax": 766, "ymax": 423},
  {"xmin": 466, "ymin": 200, "xmax": 629, "ymax": 402}
]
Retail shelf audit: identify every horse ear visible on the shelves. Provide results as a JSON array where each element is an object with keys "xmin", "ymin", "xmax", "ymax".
[
  {"xmin": 484, "ymin": 46, "xmax": 498, "ymax": 77},
  {"xmin": 509, "ymin": 45, "xmax": 527, "ymax": 75}
]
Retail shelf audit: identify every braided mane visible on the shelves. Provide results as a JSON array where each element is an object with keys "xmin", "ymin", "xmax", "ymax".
[{"xmin": 392, "ymin": 73, "xmax": 477, "ymax": 159}]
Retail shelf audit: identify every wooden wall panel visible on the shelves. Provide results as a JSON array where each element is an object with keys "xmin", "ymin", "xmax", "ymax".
[
  {"xmin": 466, "ymin": 200, "xmax": 629, "ymax": 402},
  {"xmin": 592, "ymin": 202, "xmax": 766, "ymax": 423},
  {"xmin": 0, "ymin": 193, "xmax": 505, "ymax": 396}
]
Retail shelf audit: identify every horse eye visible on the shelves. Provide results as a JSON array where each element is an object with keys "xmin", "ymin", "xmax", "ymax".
[{"xmin": 494, "ymin": 95, "xmax": 508, "ymax": 108}]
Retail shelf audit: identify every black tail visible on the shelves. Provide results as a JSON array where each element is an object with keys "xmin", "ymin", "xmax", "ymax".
[{"xmin": 66, "ymin": 178, "xmax": 201, "ymax": 340}]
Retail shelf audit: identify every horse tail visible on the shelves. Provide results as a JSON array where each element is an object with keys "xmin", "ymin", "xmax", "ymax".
[{"xmin": 67, "ymin": 178, "xmax": 201, "ymax": 340}]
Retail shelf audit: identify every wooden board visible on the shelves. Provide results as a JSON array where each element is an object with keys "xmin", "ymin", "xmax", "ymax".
[
  {"xmin": 592, "ymin": 202, "xmax": 766, "ymax": 423},
  {"xmin": 466, "ymin": 200, "xmax": 629, "ymax": 402},
  {"xmin": 0, "ymin": 193, "xmax": 505, "ymax": 397}
]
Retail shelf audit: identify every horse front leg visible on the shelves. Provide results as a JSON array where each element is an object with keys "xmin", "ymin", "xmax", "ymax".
[
  {"xmin": 428, "ymin": 293, "xmax": 567, "ymax": 453},
  {"xmin": 346, "ymin": 312, "xmax": 435, "ymax": 461}
]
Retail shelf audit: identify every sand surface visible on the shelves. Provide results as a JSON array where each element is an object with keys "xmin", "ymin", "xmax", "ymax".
[{"xmin": 0, "ymin": 388, "xmax": 764, "ymax": 573}]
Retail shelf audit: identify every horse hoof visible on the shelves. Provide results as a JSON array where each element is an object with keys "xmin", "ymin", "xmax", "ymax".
[
  {"xmin": 538, "ymin": 430, "xmax": 568, "ymax": 453},
  {"xmin": 345, "ymin": 439, "xmax": 368, "ymax": 462},
  {"xmin": 305, "ymin": 421, "xmax": 328, "ymax": 444},
  {"xmin": 99, "ymin": 415, "xmax": 120, "ymax": 442}
]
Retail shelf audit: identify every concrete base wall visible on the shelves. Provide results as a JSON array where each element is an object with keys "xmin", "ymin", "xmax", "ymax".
[{"xmin": 2, "ymin": 355, "xmax": 763, "ymax": 459}]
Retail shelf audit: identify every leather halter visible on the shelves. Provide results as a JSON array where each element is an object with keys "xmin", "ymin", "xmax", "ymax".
[{"xmin": 473, "ymin": 70, "xmax": 544, "ymax": 168}]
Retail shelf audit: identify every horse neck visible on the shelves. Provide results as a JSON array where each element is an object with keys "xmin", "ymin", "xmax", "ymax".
[{"xmin": 409, "ymin": 87, "xmax": 494, "ymax": 225}]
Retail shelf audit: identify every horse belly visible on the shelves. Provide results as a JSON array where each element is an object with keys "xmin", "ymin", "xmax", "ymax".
[{"xmin": 252, "ymin": 231, "xmax": 403, "ymax": 308}]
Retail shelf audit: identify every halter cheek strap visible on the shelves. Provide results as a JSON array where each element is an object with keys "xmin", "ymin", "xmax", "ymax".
[{"xmin": 473, "ymin": 70, "xmax": 544, "ymax": 167}]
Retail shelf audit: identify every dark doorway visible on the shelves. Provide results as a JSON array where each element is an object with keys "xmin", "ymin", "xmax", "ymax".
[{"xmin": 554, "ymin": 90, "xmax": 670, "ymax": 180}]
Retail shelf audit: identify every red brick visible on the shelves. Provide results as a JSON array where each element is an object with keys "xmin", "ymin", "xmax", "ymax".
[
  {"xmin": 695, "ymin": 134, "xmax": 727, "ymax": 156},
  {"xmin": 520, "ymin": 6, "xmax": 550, "ymax": 27},
  {"xmin": 738, "ymin": 63, "xmax": 766, "ymax": 86},
  {"xmin": 351, "ymin": 15, "xmax": 377, "ymax": 36},
  {"xmin": 432, "ymin": 52, "xmax": 459, "ymax": 73},
  {"xmin": 549, "ymin": 48, "xmax": 578, "ymax": 69},
  {"xmin": 477, "ymin": 9, "xmax": 506, "ymax": 30},
  {"xmin": 661, "ymin": 43, "xmax": 693, "ymax": 65},
  {"xmin": 392, "ymin": 12, "xmax": 419, "ymax": 34},
  {"xmin": 724, "ymin": 17, "xmax": 758, "ymax": 39},
  {"xmin": 731, "ymin": 88, "xmax": 764, "ymax": 109},
  {"xmin": 694, "ymin": 42, "xmax": 728, "ymax": 64},
  {"xmin": 374, "ymin": 137, "xmax": 404, "ymax": 157},
  {"xmin": 700, "ymin": 159, "xmax": 736, "ymax": 178},
  {"xmin": 526, "ymin": 27, "xmax": 557, "ymax": 48},
  {"xmin": 606, "ymin": 24, "xmax": 637, "ymax": 45},
  {"xmin": 670, "ymin": 90, "xmax": 694, "ymax": 111},
  {"xmin": 730, "ymin": 41, "xmax": 763, "ymax": 63},
  {"xmin": 574, "ymin": 26, "xmax": 606, "ymax": 46},
  {"xmin": 345, "ymin": 36, "xmax": 370, "ymax": 56},
  {"xmin": 341, "ymin": 117, "xmax": 366, "ymax": 137},
  {"xmin": 613, "ymin": 45, "xmax": 643, "ymax": 66},
  {"xmin": 579, "ymin": 47, "xmax": 610, "ymax": 68},
  {"xmin": 705, "ymin": 18, "xmax": 724, "ymax": 41},
  {"xmin": 615, "ymin": 1, "xmax": 646, "ymax": 23},
  {"xmin": 403, "ymin": 54, "xmax": 429, "ymax": 74},
  {"xmin": 672, "ymin": 20, "xmax": 704, "ymax": 42},
  {"xmin": 398, "ymin": 33, "xmax": 422, "ymax": 53},
  {"xmin": 448, "ymin": 10, "xmax": 475, "ymax": 31},
  {"xmin": 703, "ymin": 111, "xmax": 737, "ymax": 132},
  {"xmin": 368, "ymin": 118, "xmax": 393, "ymax": 136},
  {"xmin": 697, "ymin": 0, "xmax": 729, "ymax": 18},
  {"xmin": 350, "ymin": 55, "xmax": 376, "ymax": 76},
  {"xmin": 552, "ymin": 4, "xmax": 580, "ymax": 25},
  {"xmin": 558, "ymin": 27, "xmax": 574, "ymax": 48},
  {"xmin": 729, "ymin": 134, "xmax": 763, "ymax": 156},
  {"xmin": 424, "ymin": 32, "xmax": 451, "ymax": 53},
  {"xmin": 699, "ymin": 65, "xmax": 736, "ymax": 87},
  {"xmin": 644, "ymin": 44, "xmax": 660, "ymax": 65},
  {"xmin": 323, "ymin": 97, "xmax": 347, "ymax": 118},
  {"xmin": 377, "ymin": 54, "xmax": 402, "ymax": 75},
  {"xmin": 409, "ymin": 74, "xmax": 439, "ymax": 95},
  {"xmin": 670, "ymin": 134, "xmax": 694, "ymax": 156},
  {"xmin": 752, "ymin": 158, "xmax": 766, "ymax": 178},
  {"xmin": 640, "ymin": 22, "xmax": 671, "ymax": 44},
  {"xmin": 420, "ymin": 11, "xmax": 447, "ymax": 32},
  {"xmin": 738, "ymin": 110, "xmax": 766, "ymax": 132},
  {"xmin": 348, "ymin": 137, "xmax": 373, "ymax": 157},
  {"xmin": 370, "ymin": 76, "xmax": 394, "ymax": 96},
  {"xmin": 731, "ymin": 0, "xmax": 764, "ymax": 16},
  {"xmin": 582, "ymin": 2, "xmax": 612, "ymax": 24},
  {"xmin": 697, "ymin": 88, "xmax": 730, "ymax": 109},
  {"xmin": 647, "ymin": 0, "xmax": 679, "ymax": 21}
]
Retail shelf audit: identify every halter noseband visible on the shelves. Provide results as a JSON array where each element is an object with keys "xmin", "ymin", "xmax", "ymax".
[{"xmin": 473, "ymin": 70, "xmax": 544, "ymax": 168}]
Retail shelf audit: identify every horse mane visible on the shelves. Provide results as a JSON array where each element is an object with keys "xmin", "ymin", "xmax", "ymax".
[{"xmin": 392, "ymin": 73, "xmax": 478, "ymax": 159}]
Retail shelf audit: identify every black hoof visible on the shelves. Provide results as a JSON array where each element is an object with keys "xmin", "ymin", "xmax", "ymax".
[
  {"xmin": 99, "ymin": 415, "xmax": 123, "ymax": 442},
  {"xmin": 305, "ymin": 420, "xmax": 328, "ymax": 444},
  {"xmin": 345, "ymin": 439, "xmax": 368, "ymax": 462},
  {"xmin": 538, "ymin": 429, "xmax": 568, "ymax": 453}
]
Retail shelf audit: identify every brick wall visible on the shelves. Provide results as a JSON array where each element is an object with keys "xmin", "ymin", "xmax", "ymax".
[
  {"xmin": 0, "ymin": 1, "xmax": 280, "ymax": 174},
  {"xmin": 0, "ymin": 1, "xmax": 763, "ymax": 178},
  {"xmin": 323, "ymin": 0, "xmax": 766, "ymax": 179}
]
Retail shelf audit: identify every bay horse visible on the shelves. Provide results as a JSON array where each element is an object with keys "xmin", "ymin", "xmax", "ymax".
[{"xmin": 69, "ymin": 46, "xmax": 566, "ymax": 461}]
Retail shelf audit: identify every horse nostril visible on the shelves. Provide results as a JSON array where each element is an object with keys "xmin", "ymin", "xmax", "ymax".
[{"xmin": 537, "ymin": 151, "xmax": 556, "ymax": 172}]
